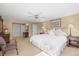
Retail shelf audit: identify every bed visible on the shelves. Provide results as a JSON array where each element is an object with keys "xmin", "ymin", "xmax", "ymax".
[{"xmin": 30, "ymin": 28, "xmax": 68, "ymax": 56}]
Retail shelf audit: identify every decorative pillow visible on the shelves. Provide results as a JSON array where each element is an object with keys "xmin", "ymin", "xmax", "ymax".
[
  {"xmin": 55, "ymin": 29, "xmax": 68, "ymax": 37},
  {"xmin": 48, "ymin": 29, "xmax": 55, "ymax": 36}
]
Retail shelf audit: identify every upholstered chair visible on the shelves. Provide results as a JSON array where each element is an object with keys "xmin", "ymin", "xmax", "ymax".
[{"xmin": 0, "ymin": 37, "xmax": 18, "ymax": 56}]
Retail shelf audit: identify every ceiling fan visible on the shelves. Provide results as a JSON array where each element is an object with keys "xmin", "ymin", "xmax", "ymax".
[{"xmin": 27, "ymin": 12, "xmax": 49, "ymax": 21}]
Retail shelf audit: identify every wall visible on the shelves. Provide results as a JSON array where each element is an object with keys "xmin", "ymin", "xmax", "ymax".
[
  {"xmin": 37, "ymin": 21, "xmax": 52, "ymax": 33},
  {"xmin": 37, "ymin": 14, "xmax": 79, "ymax": 36},
  {"xmin": 61, "ymin": 14, "xmax": 79, "ymax": 36},
  {"xmin": 3, "ymin": 13, "xmax": 79, "ymax": 38},
  {"xmin": 3, "ymin": 19, "xmax": 32, "ymax": 39}
]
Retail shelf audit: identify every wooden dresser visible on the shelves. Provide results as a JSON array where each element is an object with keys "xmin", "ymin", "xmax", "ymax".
[
  {"xmin": 23, "ymin": 32, "xmax": 29, "ymax": 38},
  {"xmin": 0, "ymin": 33, "xmax": 10, "ymax": 43},
  {"xmin": 67, "ymin": 35, "xmax": 79, "ymax": 48}
]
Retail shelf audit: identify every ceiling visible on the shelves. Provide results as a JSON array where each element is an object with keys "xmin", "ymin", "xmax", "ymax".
[{"xmin": 0, "ymin": 3, "xmax": 79, "ymax": 22}]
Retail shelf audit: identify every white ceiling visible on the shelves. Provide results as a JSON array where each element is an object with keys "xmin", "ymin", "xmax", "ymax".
[{"xmin": 0, "ymin": 3, "xmax": 79, "ymax": 22}]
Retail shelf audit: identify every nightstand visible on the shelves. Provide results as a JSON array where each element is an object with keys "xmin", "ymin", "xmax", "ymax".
[{"xmin": 67, "ymin": 35, "xmax": 79, "ymax": 48}]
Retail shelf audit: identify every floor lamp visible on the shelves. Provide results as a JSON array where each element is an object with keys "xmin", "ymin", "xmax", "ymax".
[{"xmin": 68, "ymin": 24, "xmax": 74, "ymax": 36}]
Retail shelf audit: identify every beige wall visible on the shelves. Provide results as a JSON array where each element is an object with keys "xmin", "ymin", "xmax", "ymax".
[
  {"xmin": 61, "ymin": 14, "xmax": 79, "ymax": 36},
  {"xmin": 3, "ymin": 19, "xmax": 32, "ymax": 39},
  {"xmin": 37, "ymin": 21, "xmax": 52, "ymax": 33},
  {"xmin": 37, "ymin": 14, "xmax": 79, "ymax": 36}
]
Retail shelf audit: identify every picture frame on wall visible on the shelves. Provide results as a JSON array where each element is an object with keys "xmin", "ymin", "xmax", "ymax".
[{"xmin": 51, "ymin": 18, "xmax": 61, "ymax": 28}]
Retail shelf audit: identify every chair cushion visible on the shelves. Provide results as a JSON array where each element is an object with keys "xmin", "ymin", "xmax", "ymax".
[{"xmin": 6, "ymin": 43, "xmax": 17, "ymax": 50}]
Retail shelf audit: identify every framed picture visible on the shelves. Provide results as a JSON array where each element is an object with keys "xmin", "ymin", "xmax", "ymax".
[{"xmin": 51, "ymin": 19, "xmax": 61, "ymax": 28}]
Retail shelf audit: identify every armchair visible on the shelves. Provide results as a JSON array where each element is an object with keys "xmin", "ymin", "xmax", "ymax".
[{"xmin": 0, "ymin": 37, "xmax": 18, "ymax": 56}]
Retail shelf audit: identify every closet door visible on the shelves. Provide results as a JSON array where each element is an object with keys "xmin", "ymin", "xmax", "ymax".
[
  {"xmin": 12, "ymin": 24, "xmax": 21, "ymax": 37},
  {"xmin": 32, "ymin": 23, "xmax": 37, "ymax": 35},
  {"xmin": 21, "ymin": 24, "xmax": 26, "ymax": 37}
]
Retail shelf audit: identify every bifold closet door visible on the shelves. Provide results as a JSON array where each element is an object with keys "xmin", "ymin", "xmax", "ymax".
[
  {"xmin": 32, "ymin": 23, "xmax": 37, "ymax": 35},
  {"xmin": 20, "ymin": 24, "xmax": 26, "ymax": 37},
  {"xmin": 12, "ymin": 24, "xmax": 21, "ymax": 37}
]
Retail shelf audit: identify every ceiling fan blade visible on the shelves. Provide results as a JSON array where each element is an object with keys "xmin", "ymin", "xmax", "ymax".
[
  {"xmin": 40, "ymin": 16, "xmax": 45, "ymax": 19},
  {"xmin": 28, "ymin": 12, "xmax": 34, "ymax": 15},
  {"xmin": 36, "ymin": 12, "xmax": 41, "ymax": 16},
  {"xmin": 40, "ymin": 17, "xmax": 50, "ymax": 19},
  {"xmin": 28, "ymin": 11, "xmax": 41, "ymax": 16},
  {"xmin": 28, "ymin": 16, "xmax": 33, "ymax": 17}
]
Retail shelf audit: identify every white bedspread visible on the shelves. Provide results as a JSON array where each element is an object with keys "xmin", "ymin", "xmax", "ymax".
[
  {"xmin": 30, "ymin": 34, "xmax": 67, "ymax": 56},
  {"xmin": 30, "ymin": 29, "xmax": 68, "ymax": 56}
]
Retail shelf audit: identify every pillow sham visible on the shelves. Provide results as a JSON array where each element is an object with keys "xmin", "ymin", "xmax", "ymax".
[
  {"xmin": 48, "ymin": 29, "xmax": 55, "ymax": 36},
  {"xmin": 55, "ymin": 29, "xmax": 68, "ymax": 37}
]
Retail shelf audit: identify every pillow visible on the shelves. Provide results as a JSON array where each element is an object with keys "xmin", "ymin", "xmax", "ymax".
[
  {"xmin": 48, "ymin": 29, "xmax": 55, "ymax": 36},
  {"xmin": 55, "ymin": 29, "xmax": 68, "ymax": 37}
]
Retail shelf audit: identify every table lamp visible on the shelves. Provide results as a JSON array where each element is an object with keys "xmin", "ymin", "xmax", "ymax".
[
  {"xmin": 68, "ymin": 24, "xmax": 74, "ymax": 36},
  {"xmin": 4, "ymin": 28, "xmax": 8, "ymax": 34}
]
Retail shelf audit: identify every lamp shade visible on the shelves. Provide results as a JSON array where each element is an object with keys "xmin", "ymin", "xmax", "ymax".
[
  {"xmin": 25, "ymin": 24, "xmax": 29, "ymax": 26},
  {"xmin": 4, "ymin": 28, "xmax": 8, "ymax": 34},
  {"xmin": 68, "ymin": 24, "xmax": 74, "ymax": 36},
  {"xmin": 68, "ymin": 24, "xmax": 74, "ymax": 28}
]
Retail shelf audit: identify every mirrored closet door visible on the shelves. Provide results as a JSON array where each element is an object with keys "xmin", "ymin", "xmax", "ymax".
[
  {"xmin": 32, "ymin": 23, "xmax": 38, "ymax": 35},
  {"xmin": 12, "ymin": 23, "xmax": 21, "ymax": 37},
  {"xmin": 12, "ymin": 23, "xmax": 27, "ymax": 38}
]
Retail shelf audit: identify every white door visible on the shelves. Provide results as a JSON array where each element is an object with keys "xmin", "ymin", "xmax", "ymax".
[
  {"xmin": 21, "ymin": 24, "xmax": 26, "ymax": 37},
  {"xmin": 32, "ymin": 23, "xmax": 37, "ymax": 35}
]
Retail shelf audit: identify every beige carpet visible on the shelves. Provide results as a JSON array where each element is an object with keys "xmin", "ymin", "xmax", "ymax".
[{"xmin": 0, "ymin": 37, "xmax": 79, "ymax": 56}]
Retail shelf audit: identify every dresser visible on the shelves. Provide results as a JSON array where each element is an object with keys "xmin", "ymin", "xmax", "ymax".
[
  {"xmin": 0, "ymin": 33, "xmax": 10, "ymax": 43},
  {"xmin": 23, "ymin": 32, "xmax": 29, "ymax": 38},
  {"xmin": 67, "ymin": 35, "xmax": 79, "ymax": 48}
]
